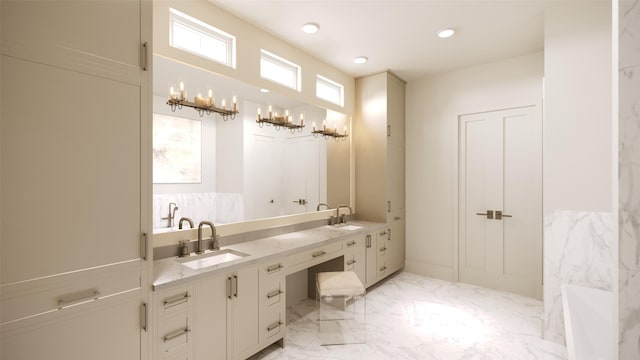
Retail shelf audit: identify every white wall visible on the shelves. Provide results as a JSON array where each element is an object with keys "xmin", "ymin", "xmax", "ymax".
[
  {"xmin": 405, "ymin": 52, "xmax": 544, "ymax": 280},
  {"xmin": 153, "ymin": 0, "xmax": 354, "ymax": 117},
  {"xmin": 544, "ymin": 2, "xmax": 613, "ymax": 214},
  {"xmin": 542, "ymin": 1, "xmax": 614, "ymax": 345}
]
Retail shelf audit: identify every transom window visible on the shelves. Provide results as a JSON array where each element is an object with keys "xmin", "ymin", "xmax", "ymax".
[
  {"xmin": 316, "ymin": 75, "xmax": 344, "ymax": 107},
  {"xmin": 260, "ymin": 50, "xmax": 301, "ymax": 91},
  {"xmin": 169, "ymin": 8, "xmax": 236, "ymax": 68}
]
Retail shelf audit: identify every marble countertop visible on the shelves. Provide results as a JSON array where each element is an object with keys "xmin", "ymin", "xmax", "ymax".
[{"xmin": 152, "ymin": 221, "xmax": 385, "ymax": 290}]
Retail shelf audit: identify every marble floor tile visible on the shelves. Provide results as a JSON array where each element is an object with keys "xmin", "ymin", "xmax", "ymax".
[{"xmin": 250, "ymin": 272, "xmax": 567, "ymax": 360}]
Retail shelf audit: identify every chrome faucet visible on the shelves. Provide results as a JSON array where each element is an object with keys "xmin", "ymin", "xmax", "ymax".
[
  {"xmin": 162, "ymin": 202, "xmax": 179, "ymax": 228},
  {"xmin": 197, "ymin": 221, "xmax": 218, "ymax": 254},
  {"xmin": 317, "ymin": 203, "xmax": 330, "ymax": 211},
  {"xmin": 178, "ymin": 217, "xmax": 194, "ymax": 229},
  {"xmin": 336, "ymin": 204, "xmax": 353, "ymax": 225}
]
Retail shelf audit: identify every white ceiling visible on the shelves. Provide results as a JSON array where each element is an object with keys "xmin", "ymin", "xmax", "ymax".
[{"xmin": 210, "ymin": 0, "xmax": 546, "ymax": 82}]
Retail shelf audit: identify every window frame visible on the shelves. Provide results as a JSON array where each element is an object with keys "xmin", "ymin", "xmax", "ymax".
[
  {"xmin": 260, "ymin": 49, "xmax": 302, "ymax": 91},
  {"xmin": 315, "ymin": 74, "xmax": 345, "ymax": 107},
  {"xmin": 169, "ymin": 8, "xmax": 236, "ymax": 68}
]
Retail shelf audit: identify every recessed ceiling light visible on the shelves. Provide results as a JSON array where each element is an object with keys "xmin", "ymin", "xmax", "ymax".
[
  {"xmin": 437, "ymin": 28, "xmax": 456, "ymax": 38},
  {"xmin": 260, "ymin": 88, "xmax": 270, "ymax": 93},
  {"xmin": 302, "ymin": 22, "xmax": 319, "ymax": 34},
  {"xmin": 354, "ymin": 56, "xmax": 368, "ymax": 64}
]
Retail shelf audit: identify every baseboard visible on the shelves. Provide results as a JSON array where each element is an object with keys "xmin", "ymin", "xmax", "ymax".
[{"xmin": 404, "ymin": 260, "xmax": 454, "ymax": 281}]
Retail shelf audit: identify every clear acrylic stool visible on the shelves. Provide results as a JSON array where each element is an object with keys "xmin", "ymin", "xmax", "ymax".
[{"xmin": 316, "ymin": 271, "xmax": 366, "ymax": 345}]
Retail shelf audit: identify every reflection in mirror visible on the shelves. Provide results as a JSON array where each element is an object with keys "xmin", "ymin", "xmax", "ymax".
[{"xmin": 152, "ymin": 55, "xmax": 351, "ymax": 231}]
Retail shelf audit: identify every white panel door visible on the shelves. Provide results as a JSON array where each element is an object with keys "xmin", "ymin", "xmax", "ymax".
[
  {"xmin": 459, "ymin": 106, "xmax": 542, "ymax": 299},
  {"xmin": 284, "ymin": 135, "xmax": 320, "ymax": 215},
  {"xmin": 246, "ymin": 134, "xmax": 282, "ymax": 219}
]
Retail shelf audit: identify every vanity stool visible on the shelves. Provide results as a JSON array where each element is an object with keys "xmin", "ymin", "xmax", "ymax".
[{"xmin": 315, "ymin": 271, "xmax": 366, "ymax": 345}]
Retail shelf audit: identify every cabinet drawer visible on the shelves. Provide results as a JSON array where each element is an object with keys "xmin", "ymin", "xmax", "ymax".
[
  {"xmin": 263, "ymin": 307, "xmax": 284, "ymax": 341},
  {"xmin": 157, "ymin": 284, "xmax": 192, "ymax": 317},
  {"xmin": 285, "ymin": 242, "xmax": 343, "ymax": 270},
  {"xmin": 1, "ymin": 261, "xmax": 140, "ymax": 325},
  {"xmin": 378, "ymin": 243, "xmax": 388, "ymax": 256},
  {"xmin": 263, "ymin": 278, "xmax": 284, "ymax": 307},
  {"xmin": 158, "ymin": 312, "xmax": 191, "ymax": 355},
  {"xmin": 378, "ymin": 263, "xmax": 388, "ymax": 278},
  {"xmin": 262, "ymin": 261, "xmax": 285, "ymax": 278},
  {"xmin": 164, "ymin": 350, "xmax": 190, "ymax": 360}
]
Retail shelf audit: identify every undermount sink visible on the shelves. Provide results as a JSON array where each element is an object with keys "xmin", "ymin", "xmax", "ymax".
[
  {"xmin": 178, "ymin": 249, "xmax": 249, "ymax": 270},
  {"xmin": 335, "ymin": 225, "xmax": 363, "ymax": 231}
]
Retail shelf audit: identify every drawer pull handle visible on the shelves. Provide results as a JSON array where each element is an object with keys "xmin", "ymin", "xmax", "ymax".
[
  {"xmin": 346, "ymin": 259, "xmax": 356, "ymax": 266},
  {"xmin": 379, "ymin": 247, "xmax": 387, "ymax": 252},
  {"xmin": 163, "ymin": 328, "xmax": 190, "ymax": 342},
  {"xmin": 267, "ymin": 263, "xmax": 283, "ymax": 273},
  {"xmin": 267, "ymin": 289, "xmax": 283, "ymax": 299},
  {"xmin": 379, "ymin": 231, "xmax": 387, "ymax": 236},
  {"xmin": 379, "ymin": 266, "xmax": 387, "ymax": 271},
  {"xmin": 394, "ymin": 216, "xmax": 401, "ymax": 220},
  {"xmin": 267, "ymin": 321, "xmax": 283, "ymax": 332},
  {"xmin": 346, "ymin": 241, "xmax": 356, "ymax": 247},
  {"xmin": 163, "ymin": 292, "xmax": 190, "ymax": 308},
  {"xmin": 57, "ymin": 289, "xmax": 100, "ymax": 308},
  {"xmin": 312, "ymin": 250, "xmax": 327, "ymax": 258}
]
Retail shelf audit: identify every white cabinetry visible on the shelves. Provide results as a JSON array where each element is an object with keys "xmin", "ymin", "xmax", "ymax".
[
  {"xmin": 230, "ymin": 265, "xmax": 261, "ymax": 359},
  {"xmin": 155, "ymin": 284, "xmax": 195, "ymax": 359},
  {"xmin": 259, "ymin": 261, "xmax": 286, "ymax": 347},
  {"xmin": 344, "ymin": 235, "xmax": 366, "ymax": 286},
  {"xmin": 355, "ymin": 71, "xmax": 406, "ymax": 283},
  {"xmin": 193, "ymin": 264, "xmax": 260, "ymax": 360},
  {"xmin": 364, "ymin": 232, "xmax": 378, "ymax": 287},
  {"xmin": 194, "ymin": 274, "xmax": 228, "ymax": 360},
  {"xmin": 1, "ymin": 0, "xmax": 151, "ymax": 358}
]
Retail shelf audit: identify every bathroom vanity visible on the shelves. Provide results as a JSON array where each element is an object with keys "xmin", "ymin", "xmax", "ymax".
[{"xmin": 151, "ymin": 221, "xmax": 399, "ymax": 360}]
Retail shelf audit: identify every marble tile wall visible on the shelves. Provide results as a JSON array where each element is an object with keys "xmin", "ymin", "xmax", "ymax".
[
  {"xmin": 152, "ymin": 192, "xmax": 244, "ymax": 229},
  {"xmin": 543, "ymin": 210, "xmax": 614, "ymax": 343},
  {"xmin": 619, "ymin": 0, "xmax": 640, "ymax": 357}
]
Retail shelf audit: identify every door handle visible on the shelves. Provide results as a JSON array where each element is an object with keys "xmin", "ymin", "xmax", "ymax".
[
  {"xmin": 495, "ymin": 210, "xmax": 512, "ymax": 220},
  {"xmin": 476, "ymin": 210, "xmax": 494, "ymax": 219}
]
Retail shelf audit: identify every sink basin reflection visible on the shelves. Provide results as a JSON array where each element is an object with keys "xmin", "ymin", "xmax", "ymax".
[
  {"xmin": 336, "ymin": 225, "xmax": 363, "ymax": 231},
  {"xmin": 179, "ymin": 249, "xmax": 249, "ymax": 270}
]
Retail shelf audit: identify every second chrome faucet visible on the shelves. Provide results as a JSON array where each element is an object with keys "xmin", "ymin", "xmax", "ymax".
[{"xmin": 197, "ymin": 221, "xmax": 219, "ymax": 254}]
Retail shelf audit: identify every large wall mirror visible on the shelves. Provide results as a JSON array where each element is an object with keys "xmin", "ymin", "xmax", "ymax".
[{"xmin": 152, "ymin": 55, "xmax": 351, "ymax": 231}]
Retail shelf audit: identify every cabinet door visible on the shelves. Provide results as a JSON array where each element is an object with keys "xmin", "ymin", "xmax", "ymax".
[
  {"xmin": 352, "ymin": 236, "xmax": 367, "ymax": 286},
  {"xmin": 232, "ymin": 265, "xmax": 260, "ymax": 359},
  {"xmin": 388, "ymin": 214, "xmax": 406, "ymax": 273},
  {"xmin": 1, "ymin": 0, "xmax": 149, "ymax": 283},
  {"xmin": 195, "ymin": 275, "xmax": 228, "ymax": 360},
  {"xmin": 387, "ymin": 143, "xmax": 405, "ymax": 213},
  {"xmin": 386, "ymin": 73, "xmax": 406, "ymax": 146},
  {"xmin": 365, "ymin": 233, "xmax": 378, "ymax": 287}
]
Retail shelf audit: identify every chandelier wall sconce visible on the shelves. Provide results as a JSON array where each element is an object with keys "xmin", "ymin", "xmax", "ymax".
[
  {"xmin": 167, "ymin": 81, "xmax": 239, "ymax": 121},
  {"xmin": 256, "ymin": 106, "xmax": 305, "ymax": 133},
  {"xmin": 312, "ymin": 120, "xmax": 348, "ymax": 141}
]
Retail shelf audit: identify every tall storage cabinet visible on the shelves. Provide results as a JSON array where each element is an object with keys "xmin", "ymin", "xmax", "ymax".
[
  {"xmin": 355, "ymin": 71, "xmax": 406, "ymax": 282},
  {"xmin": 1, "ymin": 1, "xmax": 151, "ymax": 359}
]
